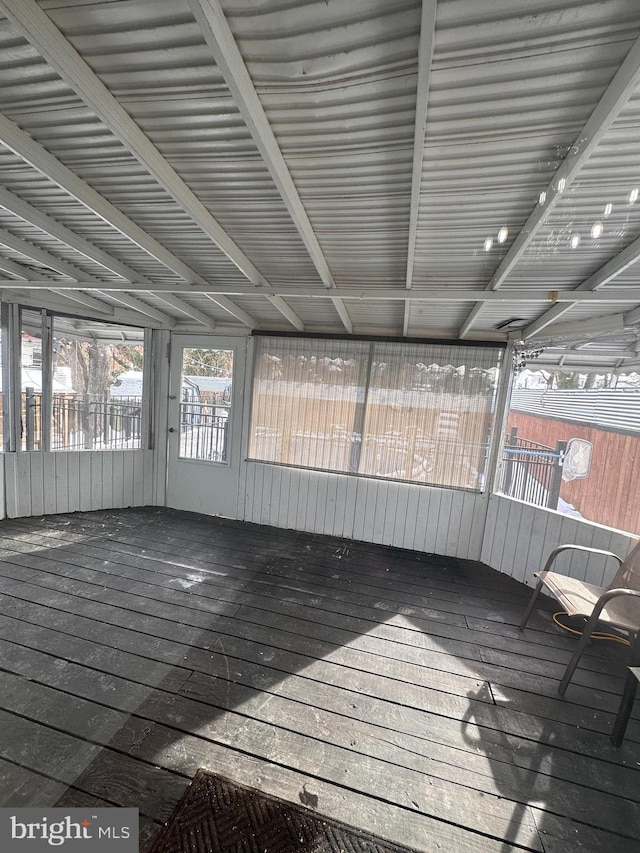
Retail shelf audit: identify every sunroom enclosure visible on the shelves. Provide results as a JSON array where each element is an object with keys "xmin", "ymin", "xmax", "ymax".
[{"xmin": 0, "ymin": 307, "xmax": 636, "ymax": 589}]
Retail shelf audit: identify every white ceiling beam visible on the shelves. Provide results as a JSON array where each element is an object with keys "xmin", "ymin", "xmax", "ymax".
[
  {"xmin": 0, "ymin": 0, "xmax": 268, "ymax": 288},
  {"xmin": 613, "ymin": 359, "xmax": 640, "ymax": 372},
  {"xmin": 624, "ymin": 304, "xmax": 640, "ymax": 325},
  {"xmin": 267, "ymin": 296, "xmax": 304, "ymax": 332},
  {"xmin": 402, "ymin": 303, "xmax": 411, "ymax": 337},
  {"xmin": 0, "ymin": 254, "xmax": 31, "ymax": 279},
  {"xmin": 330, "ymin": 297, "xmax": 353, "ymax": 334},
  {"xmin": 0, "ymin": 227, "xmax": 99, "ymax": 281},
  {"xmin": 0, "ymin": 113, "xmax": 258, "ymax": 327},
  {"xmin": 0, "ymin": 113, "xmax": 198, "ymax": 284},
  {"xmin": 189, "ymin": 0, "xmax": 333, "ymax": 293},
  {"xmin": 0, "ymin": 228, "xmax": 175, "ymax": 321},
  {"xmin": 0, "ymin": 184, "xmax": 151, "ymax": 283},
  {"xmin": 405, "ymin": 0, "xmax": 437, "ymax": 292},
  {"xmin": 521, "ymin": 303, "xmax": 574, "ymax": 339},
  {"xmin": 584, "ymin": 230, "xmax": 640, "ymax": 292},
  {"xmin": 264, "ymin": 295, "xmax": 304, "ymax": 332},
  {"xmin": 28, "ymin": 281, "xmax": 170, "ymax": 324},
  {"xmin": 154, "ymin": 293, "xmax": 217, "ymax": 329},
  {"xmin": 0, "ymin": 234, "xmax": 193, "ymax": 327},
  {"xmin": 538, "ymin": 347, "xmax": 637, "ymax": 358},
  {"xmin": 188, "ymin": 0, "xmax": 336, "ymax": 331},
  {"xmin": 458, "ymin": 304, "xmax": 484, "ymax": 338},
  {"xmin": 96, "ymin": 291, "xmax": 176, "ymax": 327},
  {"xmin": 201, "ymin": 293, "xmax": 257, "ymax": 329},
  {"xmin": 460, "ymin": 30, "xmax": 640, "ymax": 337},
  {"xmin": 492, "ymin": 33, "xmax": 640, "ymax": 290},
  {"xmin": 526, "ymin": 313, "xmax": 627, "ymax": 342},
  {"xmin": 402, "ymin": 4, "xmax": 437, "ymax": 345},
  {"xmin": 50, "ymin": 288, "xmax": 114, "ymax": 314},
  {"xmin": 520, "ymin": 223, "xmax": 640, "ymax": 338},
  {"xmin": 7, "ymin": 280, "xmax": 640, "ymax": 304},
  {"xmin": 0, "ymin": 183, "xmax": 228, "ymax": 339},
  {"xmin": 0, "ymin": 287, "xmax": 166, "ymax": 327}
]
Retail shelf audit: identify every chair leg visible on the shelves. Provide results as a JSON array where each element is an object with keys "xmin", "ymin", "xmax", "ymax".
[
  {"xmin": 612, "ymin": 632, "xmax": 640, "ymax": 745},
  {"xmin": 611, "ymin": 668, "xmax": 639, "ymax": 746},
  {"xmin": 520, "ymin": 579, "xmax": 543, "ymax": 630},
  {"xmin": 558, "ymin": 608, "xmax": 602, "ymax": 695}
]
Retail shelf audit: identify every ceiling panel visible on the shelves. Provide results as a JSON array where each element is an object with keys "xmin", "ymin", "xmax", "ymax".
[{"xmin": 0, "ymin": 0, "xmax": 637, "ymax": 361}]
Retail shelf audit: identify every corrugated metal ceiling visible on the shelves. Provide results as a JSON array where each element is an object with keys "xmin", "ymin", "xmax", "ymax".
[{"xmin": 0, "ymin": 0, "xmax": 638, "ymax": 369}]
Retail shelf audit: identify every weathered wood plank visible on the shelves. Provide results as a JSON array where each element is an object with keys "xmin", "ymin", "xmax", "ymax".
[
  {"xmin": 53, "ymin": 787, "xmax": 162, "ymax": 851},
  {"xmin": 0, "ymin": 756, "xmax": 69, "ymax": 807},
  {"xmin": 0, "ymin": 580, "xmax": 636, "ymax": 762},
  {"xmin": 115, "ymin": 715, "xmax": 516, "ymax": 853},
  {"xmin": 3, "ymin": 555, "xmax": 631, "ymax": 727},
  {"xmin": 0, "ymin": 508, "xmax": 638, "ymax": 853}
]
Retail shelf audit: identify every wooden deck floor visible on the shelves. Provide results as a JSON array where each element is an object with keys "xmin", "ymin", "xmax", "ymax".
[{"xmin": 0, "ymin": 507, "xmax": 637, "ymax": 852}]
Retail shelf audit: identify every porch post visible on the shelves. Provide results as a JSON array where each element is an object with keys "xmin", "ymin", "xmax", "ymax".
[
  {"xmin": 485, "ymin": 342, "xmax": 515, "ymax": 495},
  {"xmin": 2, "ymin": 302, "xmax": 22, "ymax": 452},
  {"xmin": 547, "ymin": 439, "xmax": 567, "ymax": 510}
]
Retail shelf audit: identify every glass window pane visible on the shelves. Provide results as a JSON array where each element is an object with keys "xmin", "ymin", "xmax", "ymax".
[
  {"xmin": 249, "ymin": 337, "xmax": 370, "ymax": 473},
  {"xmin": 179, "ymin": 348, "xmax": 233, "ymax": 462},
  {"xmin": 360, "ymin": 342, "xmax": 501, "ymax": 489},
  {"xmin": 52, "ymin": 318, "xmax": 144, "ymax": 450},
  {"xmin": 249, "ymin": 335, "xmax": 502, "ymax": 492}
]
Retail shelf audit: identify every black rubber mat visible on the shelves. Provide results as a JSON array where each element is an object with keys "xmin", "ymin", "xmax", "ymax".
[{"xmin": 146, "ymin": 770, "xmax": 421, "ymax": 853}]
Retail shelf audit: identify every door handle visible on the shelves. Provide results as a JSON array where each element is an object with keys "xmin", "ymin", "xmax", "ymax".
[{"xmin": 168, "ymin": 427, "xmax": 175, "ymax": 433}]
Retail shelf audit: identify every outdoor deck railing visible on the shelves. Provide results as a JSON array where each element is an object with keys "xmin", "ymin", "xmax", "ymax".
[
  {"xmin": 22, "ymin": 390, "xmax": 142, "ymax": 450},
  {"xmin": 499, "ymin": 426, "xmax": 566, "ymax": 509},
  {"xmin": 179, "ymin": 401, "xmax": 229, "ymax": 462}
]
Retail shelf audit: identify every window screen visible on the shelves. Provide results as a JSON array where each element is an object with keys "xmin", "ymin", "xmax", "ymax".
[{"xmin": 249, "ymin": 336, "xmax": 502, "ymax": 491}]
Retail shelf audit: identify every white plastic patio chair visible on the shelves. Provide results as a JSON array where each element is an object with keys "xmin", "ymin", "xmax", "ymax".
[{"xmin": 519, "ymin": 541, "xmax": 640, "ymax": 695}]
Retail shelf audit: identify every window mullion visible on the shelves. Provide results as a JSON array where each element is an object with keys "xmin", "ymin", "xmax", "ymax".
[{"xmin": 349, "ymin": 341, "xmax": 375, "ymax": 474}]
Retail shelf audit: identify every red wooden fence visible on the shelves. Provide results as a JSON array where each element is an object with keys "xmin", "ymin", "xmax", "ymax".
[{"xmin": 507, "ymin": 411, "xmax": 640, "ymax": 536}]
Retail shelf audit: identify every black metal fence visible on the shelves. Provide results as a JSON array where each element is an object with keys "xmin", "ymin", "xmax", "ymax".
[
  {"xmin": 179, "ymin": 401, "xmax": 229, "ymax": 462},
  {"xmin": 499, "ymin": 426, "xmax": 566, "ymax": 509},
  {"xmin": 22, "ymin": 389, "xmax": 142, "ymax": 450}
]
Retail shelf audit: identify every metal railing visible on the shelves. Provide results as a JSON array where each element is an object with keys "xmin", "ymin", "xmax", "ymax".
[
  {"xmin": 22, "ymin": 390, "xmax": 142, "ymax": 450},
  {"xmin": 499, "ymin": 426, "xmax": 566, "ymax": 509},
  {"xmin": 179, "ymin": 401, "xmax": 229, "ymax": 462}
]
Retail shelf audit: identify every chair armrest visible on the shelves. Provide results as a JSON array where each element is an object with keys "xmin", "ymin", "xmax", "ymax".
[
  {"xmin": 539, "ymin": 544, "xmax": 624, "ymax": 575},
  {"xmin": 585, "ymin": 588, "xmax": 640, "ymax": 634},
  {"xmin": 596, "ymin": 588, "xmax": 640, "ymax": 606}
]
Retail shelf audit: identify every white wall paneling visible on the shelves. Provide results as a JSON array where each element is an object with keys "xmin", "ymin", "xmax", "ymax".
[
  {"xmin": 241, "ymin": 461, "xmax": 636, "ymax": 578},
  {"xmin": 3, "ymin": 450, "xmax": 154, "ymax": 518},
  {"xmin": 1, "ymin": 445, "xmax": 635, "ymax": 591},
  {"xmin": 241, "ymin": 461, "xmax": 491, "ymax": 561},
  {"xmin": 482, "ymin": 494, "xmax": 637, "ymax": 587},
  {"xmin": 0, "ymin": 454, "xmax": 6, "ymax": 519}
]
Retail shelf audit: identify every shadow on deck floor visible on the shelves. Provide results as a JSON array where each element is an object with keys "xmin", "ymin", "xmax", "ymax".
[{"xmin": 0, "ymin": 507, "xmax": 637, "ymax": 853}]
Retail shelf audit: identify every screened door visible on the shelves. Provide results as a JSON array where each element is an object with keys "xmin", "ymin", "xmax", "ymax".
[{"xmin": 166, "ymin": 335, "xmax": 246, "ymax": 518}]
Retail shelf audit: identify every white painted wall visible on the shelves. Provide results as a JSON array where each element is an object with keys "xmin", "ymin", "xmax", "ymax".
[
  {"xmin": 0, "ymin": 449, "xmax": 635, "ymax": 594},
  {"xmin": 0, "ymin": 323, "xmax": 634, "ymax": 591},
  {"xmin": 0, "ymin": 454, "xmax": 5, "ymax": 519},
  {"xmin": 482, "ymin": 493, "xmax": 637, "ymax": 587},
  {"xmin": 240, "ymin": 461, "xmax": 489, "ymax": 561},
  {"xmin": 3, "ymin": 450, "xmax": 154, "ymax": 518}
]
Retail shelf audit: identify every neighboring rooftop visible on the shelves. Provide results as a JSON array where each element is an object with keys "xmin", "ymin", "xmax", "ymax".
[{"xmin": 511, "ymin": 388, "xmax": 640, "ymax": 434}]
